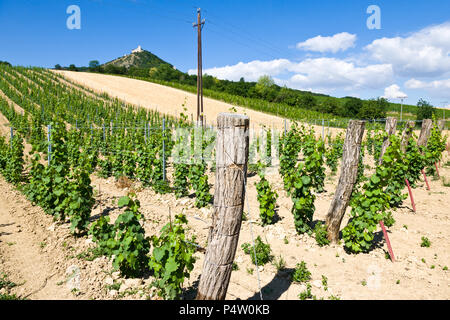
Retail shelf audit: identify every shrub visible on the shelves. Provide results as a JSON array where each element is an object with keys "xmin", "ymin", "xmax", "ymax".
[
  {"xmin": 241, "ymin": 236, "xmax": 273, "ymax": 266},
  {"xmin": 291, "ymin": 261, "xmax": 311, "ymax": 283},
  {"xmin": 149, "ymin": 213, "xmax": 197, "ymax": 300},
  {"xmin": 314, "ymin": 222, "xmax": 330, "ymax": 247}
]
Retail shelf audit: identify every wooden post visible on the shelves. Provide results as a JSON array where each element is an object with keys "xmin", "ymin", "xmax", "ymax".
[
  {"xmin": 379, "ymin": 117, "xmax": 397, "ymax": 164},
  {"xmin": 196, "ymin": 113, "xmax": 249, "ymax": 300},
  {"xmin": 417, "ymin": 119, "xmax": 432, "ymax": 147},
  {"xmin": 325, "ymin": 120, "xmax": 365, "ymax": 243},
  {"xmin": 437, "ymin": 119, "xmax": 445, "ymax": 131},
  {"xmin": 400, "ymin": 121, "xmax": 416, "ymax": 153}
]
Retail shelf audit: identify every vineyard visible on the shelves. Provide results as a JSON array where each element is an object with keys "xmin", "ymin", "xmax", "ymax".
[{"xmin": 0, "ymin": 65, "xmax": 449, "ymax": 300}]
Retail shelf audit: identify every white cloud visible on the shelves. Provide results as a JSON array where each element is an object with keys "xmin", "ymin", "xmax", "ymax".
[
  {"xmin": 198, "ymin": 57, "xmax": 393, "ymax": 94},
  {"xmin": 296, "ymin": 32, "xmax": 357, "ymax": 53},
  {"xmin": 405, "ymin": 78, "xmax": 450, "ymax": 90},
  {"xmin": 188, "ymin": 59, "xmax": 291, "ymax": 82},
  {"xmin": 405, "ymin": 78, "xmax": 450, "ymax": 100},
  {"xmin": 365, "ymin": 22, "xmax": 450, "ymax": 77},
  {"xmin": 382, "ymin": 84, "xmax": 408, "ymax": 99},
  {"xmin": 286, "ymin": 58, "xmax": 393, "ymax": 91}
]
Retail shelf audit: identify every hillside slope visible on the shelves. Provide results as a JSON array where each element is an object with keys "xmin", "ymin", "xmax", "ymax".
[
  {"xmin": 53, "ymin": 70, "xmax": 290, "ymax": 130},
  {"xmin": 103, "ymin": 49, "xmax": 171, "ymax": 70}
]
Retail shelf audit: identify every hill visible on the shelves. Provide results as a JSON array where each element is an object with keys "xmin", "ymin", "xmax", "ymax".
[{"xmin": 102, "ymin": 47, "xmax": 172, "ymax": 71}]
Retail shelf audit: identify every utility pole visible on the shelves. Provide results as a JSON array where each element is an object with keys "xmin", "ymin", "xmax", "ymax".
[
  {"xmin": 193, "ymin": 8, "xmax": 205, "ymax": 127},
  {"xmin": 400, "ymin": 98, "xmax": 403, "ymax": 122}
]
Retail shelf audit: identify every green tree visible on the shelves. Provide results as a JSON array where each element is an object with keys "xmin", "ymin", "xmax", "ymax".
[
  {"xmin": 358, "ymin": 98, "xmax": 388, "ymax": 119},
  {"xmin": 88, "ymin": 60, "xmax": 100, "ymax": 71},
  {"xmin": 298, "ymin": 94, "xmax": 317, "ymax": 110},
  {"xmin": 255, "ymin": 75, "xmax": 276, "ymax": 99},
  {"xmin": 343, "ymin": 97, "xmax": 363, "ymax": 117},
  {"xmin": 416, "ymin": 99, "xmax": 435, "ymax": 120},
  {"xmin": 54, "ymin": 64, "xmax": 62, "ymax": 70},
  {"xmin": 68, "ymin": 64, "xmax": 78, "ymax": 71}
]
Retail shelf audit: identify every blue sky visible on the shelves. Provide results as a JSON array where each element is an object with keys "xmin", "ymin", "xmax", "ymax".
[{"xmin": 1, "ymin": 0, "xmax": 450, "ymax": 108}]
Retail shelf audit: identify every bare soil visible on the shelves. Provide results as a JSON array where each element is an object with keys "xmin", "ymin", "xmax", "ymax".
[{"xmin": 0, "ymin": 72, "xmax": 449, "ymax": 300}]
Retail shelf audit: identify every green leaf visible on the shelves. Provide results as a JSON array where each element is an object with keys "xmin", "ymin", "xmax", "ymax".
[
  {"xmin": 165, "ymin": 257, "xmax": 179, "ymax": 275},
  {"xmin": 118, "ymin": 196, "xmax": 131, "ymax": 208}
]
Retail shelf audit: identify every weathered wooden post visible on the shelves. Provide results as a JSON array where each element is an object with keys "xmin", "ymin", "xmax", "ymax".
[
  {"xmin": 400, "ymin": 120, "xmax": 416, "ymax": 153},
  {"xmin": 379, "ymin": 117, "xmax": 397, "ymax": 164},
  {"xmin": 196, "ymin": 113, "xmax": 249, "ymax": 300},
  {"xmin": 325, "ymin": 120, "xmax": 365, "ymax": 243},
  {"xmin": 417, "ymin": 119, "xmax": 432, "ymax": 147}
]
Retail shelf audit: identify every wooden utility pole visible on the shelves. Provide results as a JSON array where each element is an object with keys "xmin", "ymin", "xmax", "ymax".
[
  {"xmin": 325, "ymin": 120, "xmax": 365, "ymax": 243},
  {"xmin": 193, "ymin": 8, "xmax": 205, "ymax": 127},
  {"xmin": 196, "ymin": 113, "xmax": 249, "ymax": 300},
  {"xmin": 417, "ymin": 119, "xmax": 432, "ymax": 147},
  {"xmin": 379, "ymin": 117, "xmax": 397, "ymax": 164}
]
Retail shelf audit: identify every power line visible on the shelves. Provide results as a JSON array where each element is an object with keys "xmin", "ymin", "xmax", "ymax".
[
  {"xmin": 203, "ymin": 10, "xmax": 286, "ymax": 56},
  {"xmin": 206, "ymin": 25, "xmax": 279, "ymax": 60},
  {"xmin": 207, "ymin": 18, "xmax": 286, "ymax": 57}
]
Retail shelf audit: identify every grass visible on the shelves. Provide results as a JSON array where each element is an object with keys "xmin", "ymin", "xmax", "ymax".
[
  {"xmin": 0, "ymin": 272, "xmax": 22, "ymax": 300},
  {"xmin": 106, "ymin": 282, "xmax": 121, "ymax": 291},
  {"xmin": 441, "ymin": 177, "xmax": 450, "ymax": 187},
  {"xmin": 298, "ymin": 283, "xmax": 315, "ymax": 300},
  {"xmin": 313, "ymin": 222, "xmax": 330, "ymax": 247},
  {"xmin": 420, "ymin": 236, "xmax": 431, "ymax": 248},
  {"xmin": 291, "ymin": 261, "xmax": 311, "ymax": 283},
  {"xmin": 272, "ymin": 255, "xmax": 286, "ymax": 273},
  {"xmin": 0, "ymin": 273, "xmax": 17, "ymax": 290},
  {"xmin": 322, "ymin": 275, "xmax": 328, "ymax": 291},
  {"xmin": 76, "ymin": 247, "xmax": 104, "ymax": 261}
]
